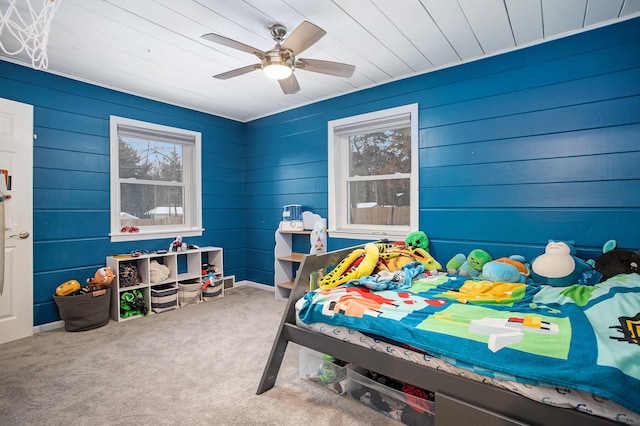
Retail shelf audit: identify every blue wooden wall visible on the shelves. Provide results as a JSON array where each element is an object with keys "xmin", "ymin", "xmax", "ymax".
[
  {"xmin": 0, "ymin": 16, "xmax": 638, "ymax": 326},
  {"xmin": 245, "ymin": 17, "xmax": 640, "ymax": 285},
  {"xmin": 0, "ymin": 62, "xmax": 246, "ymax": 325}
]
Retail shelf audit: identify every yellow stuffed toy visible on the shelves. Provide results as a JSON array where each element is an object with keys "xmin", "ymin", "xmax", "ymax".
[{"xmin": 318, "ymin": 243, "xmax": 379, "ymax": 289}]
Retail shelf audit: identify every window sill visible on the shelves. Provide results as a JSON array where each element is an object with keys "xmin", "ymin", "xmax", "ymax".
[
  {"xmin": 110, "ymin": 228, "xmax": 204, "ymax": 243},
  {"xmin": 328, "ymin": 229, "xmax": 411, "ymax": 242}
]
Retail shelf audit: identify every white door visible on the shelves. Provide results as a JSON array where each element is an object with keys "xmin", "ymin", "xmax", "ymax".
[{"xmin": 0, "ymin": 98, "xmax": 33, "ymax": 345}]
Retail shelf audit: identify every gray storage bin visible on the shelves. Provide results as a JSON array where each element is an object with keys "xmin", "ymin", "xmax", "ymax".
[
  {"xmin": 178, "ymin": 280, "xmax": 201, "ymax": 306},
  {"xmin": 202, "ymin": 277, "xmax": 224, "ymax": 301},
  {"xmin": 54, "ymin": 288, "xmax": 111, "ymax": 332},
  {"xmin": 151, "ymin": 284, "xmax": 178, "ymax": 313}
]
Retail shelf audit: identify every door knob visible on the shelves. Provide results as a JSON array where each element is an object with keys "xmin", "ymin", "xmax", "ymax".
[{"xmin": 9, "ymin": 231, "xmax": 29, "ymax": 239}]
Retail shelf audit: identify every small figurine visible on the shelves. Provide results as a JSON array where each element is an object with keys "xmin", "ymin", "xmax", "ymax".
[{"xmin": 169, "ymin": 236, "xmax": 185, "ymax": 252}]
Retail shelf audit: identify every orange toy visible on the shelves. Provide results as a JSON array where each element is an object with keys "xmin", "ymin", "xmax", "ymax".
[{"xmin": 86, "ymin": 266, "xmax": 115, "ymax": 290}]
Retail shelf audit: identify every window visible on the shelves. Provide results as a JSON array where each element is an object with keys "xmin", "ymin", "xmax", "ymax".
[
  {"xmin": 109, "ymin": 116, "xmax": 202, "ymax": 242},
  {"xmin": 328, "ymin": 104, "xmax": 418, "ymax": 240}
]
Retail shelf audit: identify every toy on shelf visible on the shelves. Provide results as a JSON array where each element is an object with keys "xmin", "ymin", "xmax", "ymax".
[
  {"xmin": 120, "ymin": 289, "xmax": 148, "ymax": 318},
  {"xmin": 118, "ymin": 262, "xmax": 139, "ymax": 288},
  {"xmin": 309, "ymin": 219, "xmax": 327, "ymax": 255},
  {"xmin": 200, "ymin": 272, "xmax": 216, "ymax": 291},
  {"xmin": 169, "ymin": 236, "xmax": 185, "ymax": 252}
]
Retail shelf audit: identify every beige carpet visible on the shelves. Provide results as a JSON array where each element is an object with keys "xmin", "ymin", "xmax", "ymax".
[{"xmin": 0, "ymin": 285, "xmax": 396, "ymax": 425}]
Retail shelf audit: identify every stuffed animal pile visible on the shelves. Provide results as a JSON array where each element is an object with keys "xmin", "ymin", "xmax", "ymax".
[{"xmin": 318, "ymin": 231, "xmax": 639, "ymax": 291}]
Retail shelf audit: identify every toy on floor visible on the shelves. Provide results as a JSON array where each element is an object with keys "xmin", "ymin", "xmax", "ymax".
[{"xmin": 529, "ymin": 240, "xmax": 593, "ymax": 286}]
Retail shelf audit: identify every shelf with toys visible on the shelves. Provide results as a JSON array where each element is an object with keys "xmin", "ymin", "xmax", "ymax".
[
  {"xmin": 274, "ymin": 209, "xmax": 327, "ymax": 301},
  {"xmin": 106, "ymin": 242, "xmax": 234, "ymax": 322}
]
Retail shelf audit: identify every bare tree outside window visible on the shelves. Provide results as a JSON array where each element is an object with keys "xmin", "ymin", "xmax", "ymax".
[
  {"xmin": 110, "ymin": 116, "xmax": 202, "ymax": 242},
  {"xmin": 119, "ymin": 137, "xmax": 185, "ymax": 227}
]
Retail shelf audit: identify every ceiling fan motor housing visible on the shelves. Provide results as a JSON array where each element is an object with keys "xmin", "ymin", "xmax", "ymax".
[{"xmin": 263, "ymin": 49, "xmax": 294, "ymax": 68}]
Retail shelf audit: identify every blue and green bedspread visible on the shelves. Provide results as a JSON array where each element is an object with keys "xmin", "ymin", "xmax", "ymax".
[{"xmin": 298, "ymin": 271, "xmax": 640, "ymax": 414}]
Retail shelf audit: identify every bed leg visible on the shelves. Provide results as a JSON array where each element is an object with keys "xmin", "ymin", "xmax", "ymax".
[{"xmin": 256, "ymin": 329, "xmax": 289, "ymax": 394}]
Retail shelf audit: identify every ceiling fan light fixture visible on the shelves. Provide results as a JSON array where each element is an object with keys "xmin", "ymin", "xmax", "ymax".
[{"xmin": 263, "ymin": 62, "xmax": 292, "ymax": 80}]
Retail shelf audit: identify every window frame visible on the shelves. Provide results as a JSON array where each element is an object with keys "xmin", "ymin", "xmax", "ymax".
[
  {"xmin": 327, "ymin": 103, "xmax": 419, "ymax": 240},
  {"xmin": 109, "ymin": 115, "xmax": 203, "ymax": 243}
]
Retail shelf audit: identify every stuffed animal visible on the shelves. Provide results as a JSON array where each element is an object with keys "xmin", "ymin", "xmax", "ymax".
[
  {"xmin": 86, "ymin": 266, "xmax": 115, "ymax": 290},
  {"xmin": 529, "ymin": 240, "xmax": 593, "ymax": 287},
  {"xmin": 405, "ymin": 231, "xmax": 429, "ymax": 251},
  {"xmin": 446, "ymin": 249, "xmax": 492, "ymax": 277},
  {"xmin": 594, "ymin": 240, "xmax": 640, "ymax": 281},
  {"xmin": 482, "ymin": 256, "xmax": 529, "ymax": 283}
]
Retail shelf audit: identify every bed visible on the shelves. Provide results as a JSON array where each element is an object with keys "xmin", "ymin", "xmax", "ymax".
[{"xmin": 257, "ymin": 243, "xmax": 640, "ymax": 425}]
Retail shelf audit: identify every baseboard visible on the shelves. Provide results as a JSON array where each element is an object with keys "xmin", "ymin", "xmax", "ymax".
[
  {"xmin": 34, "ymin": 320, "xmax": 64, "ymax": 334},
  {"xmin": 232, "ymin": 280, "xmax": 274, "ymax": 292}
]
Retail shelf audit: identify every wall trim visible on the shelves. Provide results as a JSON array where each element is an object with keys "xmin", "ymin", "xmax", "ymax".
[
  {"xmin": 232, "ymin": 280, "xmax": 275, "ymax": 292},
  {"xmin": 34, "ymin": 320, "xmax": 64, "ymax": 334}
]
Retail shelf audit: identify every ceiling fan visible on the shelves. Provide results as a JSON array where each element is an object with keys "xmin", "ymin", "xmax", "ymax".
[{"xmin": 201, "ymin": 21, "xmax": 355, "ymax": 94}]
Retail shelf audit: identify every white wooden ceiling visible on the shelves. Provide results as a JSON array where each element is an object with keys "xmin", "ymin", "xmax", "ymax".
[{"xmin": 1, "ymin": 0, "xmax": 639, "ymax": 122}]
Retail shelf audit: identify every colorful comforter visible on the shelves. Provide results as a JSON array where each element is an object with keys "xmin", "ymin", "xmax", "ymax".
[{"xmin": 298, "ymin": 271, "xmax": 640, "ymax": 415}]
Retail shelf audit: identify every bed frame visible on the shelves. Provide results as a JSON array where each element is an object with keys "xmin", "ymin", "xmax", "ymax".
[{"xmin": 257, "ymin": 244, "xmax": 620, "ymax": 426}]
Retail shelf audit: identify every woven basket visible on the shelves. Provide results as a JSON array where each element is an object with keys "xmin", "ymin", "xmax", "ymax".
[{"xmin": 54, "ymin": 288, "xmax": 111, "ymax": 332}]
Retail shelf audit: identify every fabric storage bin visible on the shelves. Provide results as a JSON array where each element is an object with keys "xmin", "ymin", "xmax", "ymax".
[
  {"xmin": 54, "ymin": 288, "xmax": 111, "ymax": 332},
  {"xmin": 178, "ymin": 280, "xmax": 201, "ymax": 306},
  {"xmin": 150, "ymin": 284, "xmax": 178, "ymax": 313},
  {"xmin": 202, "ymin": 277, "xmax": 224, "ymax": 301},
  {"xmin": 299, "ymin": 347, "xmax": 347, "ymax": 395},
  {"xmin": 346, "ymin": 366, "xmax": 435, "ymax": 425}
]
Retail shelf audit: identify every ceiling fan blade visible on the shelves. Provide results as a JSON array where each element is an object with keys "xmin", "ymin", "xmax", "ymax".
[
  {"xmin": 296, "ymin": 58, "xmax": 355, "ymax": 78},
  {"xmin": 281, "ymin": 21, "xmax": 326, "ymax": 55},
  {"xmin": 202, "ymin": 33, "xmax": 265, "ymax": 59},
  {"xmin": 213, "ymin": 64, "xmax": 261, "ymax": 80},
  {"xmin": 278, "ymin": 74, "xmax": 300, "ymax": 94}
]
